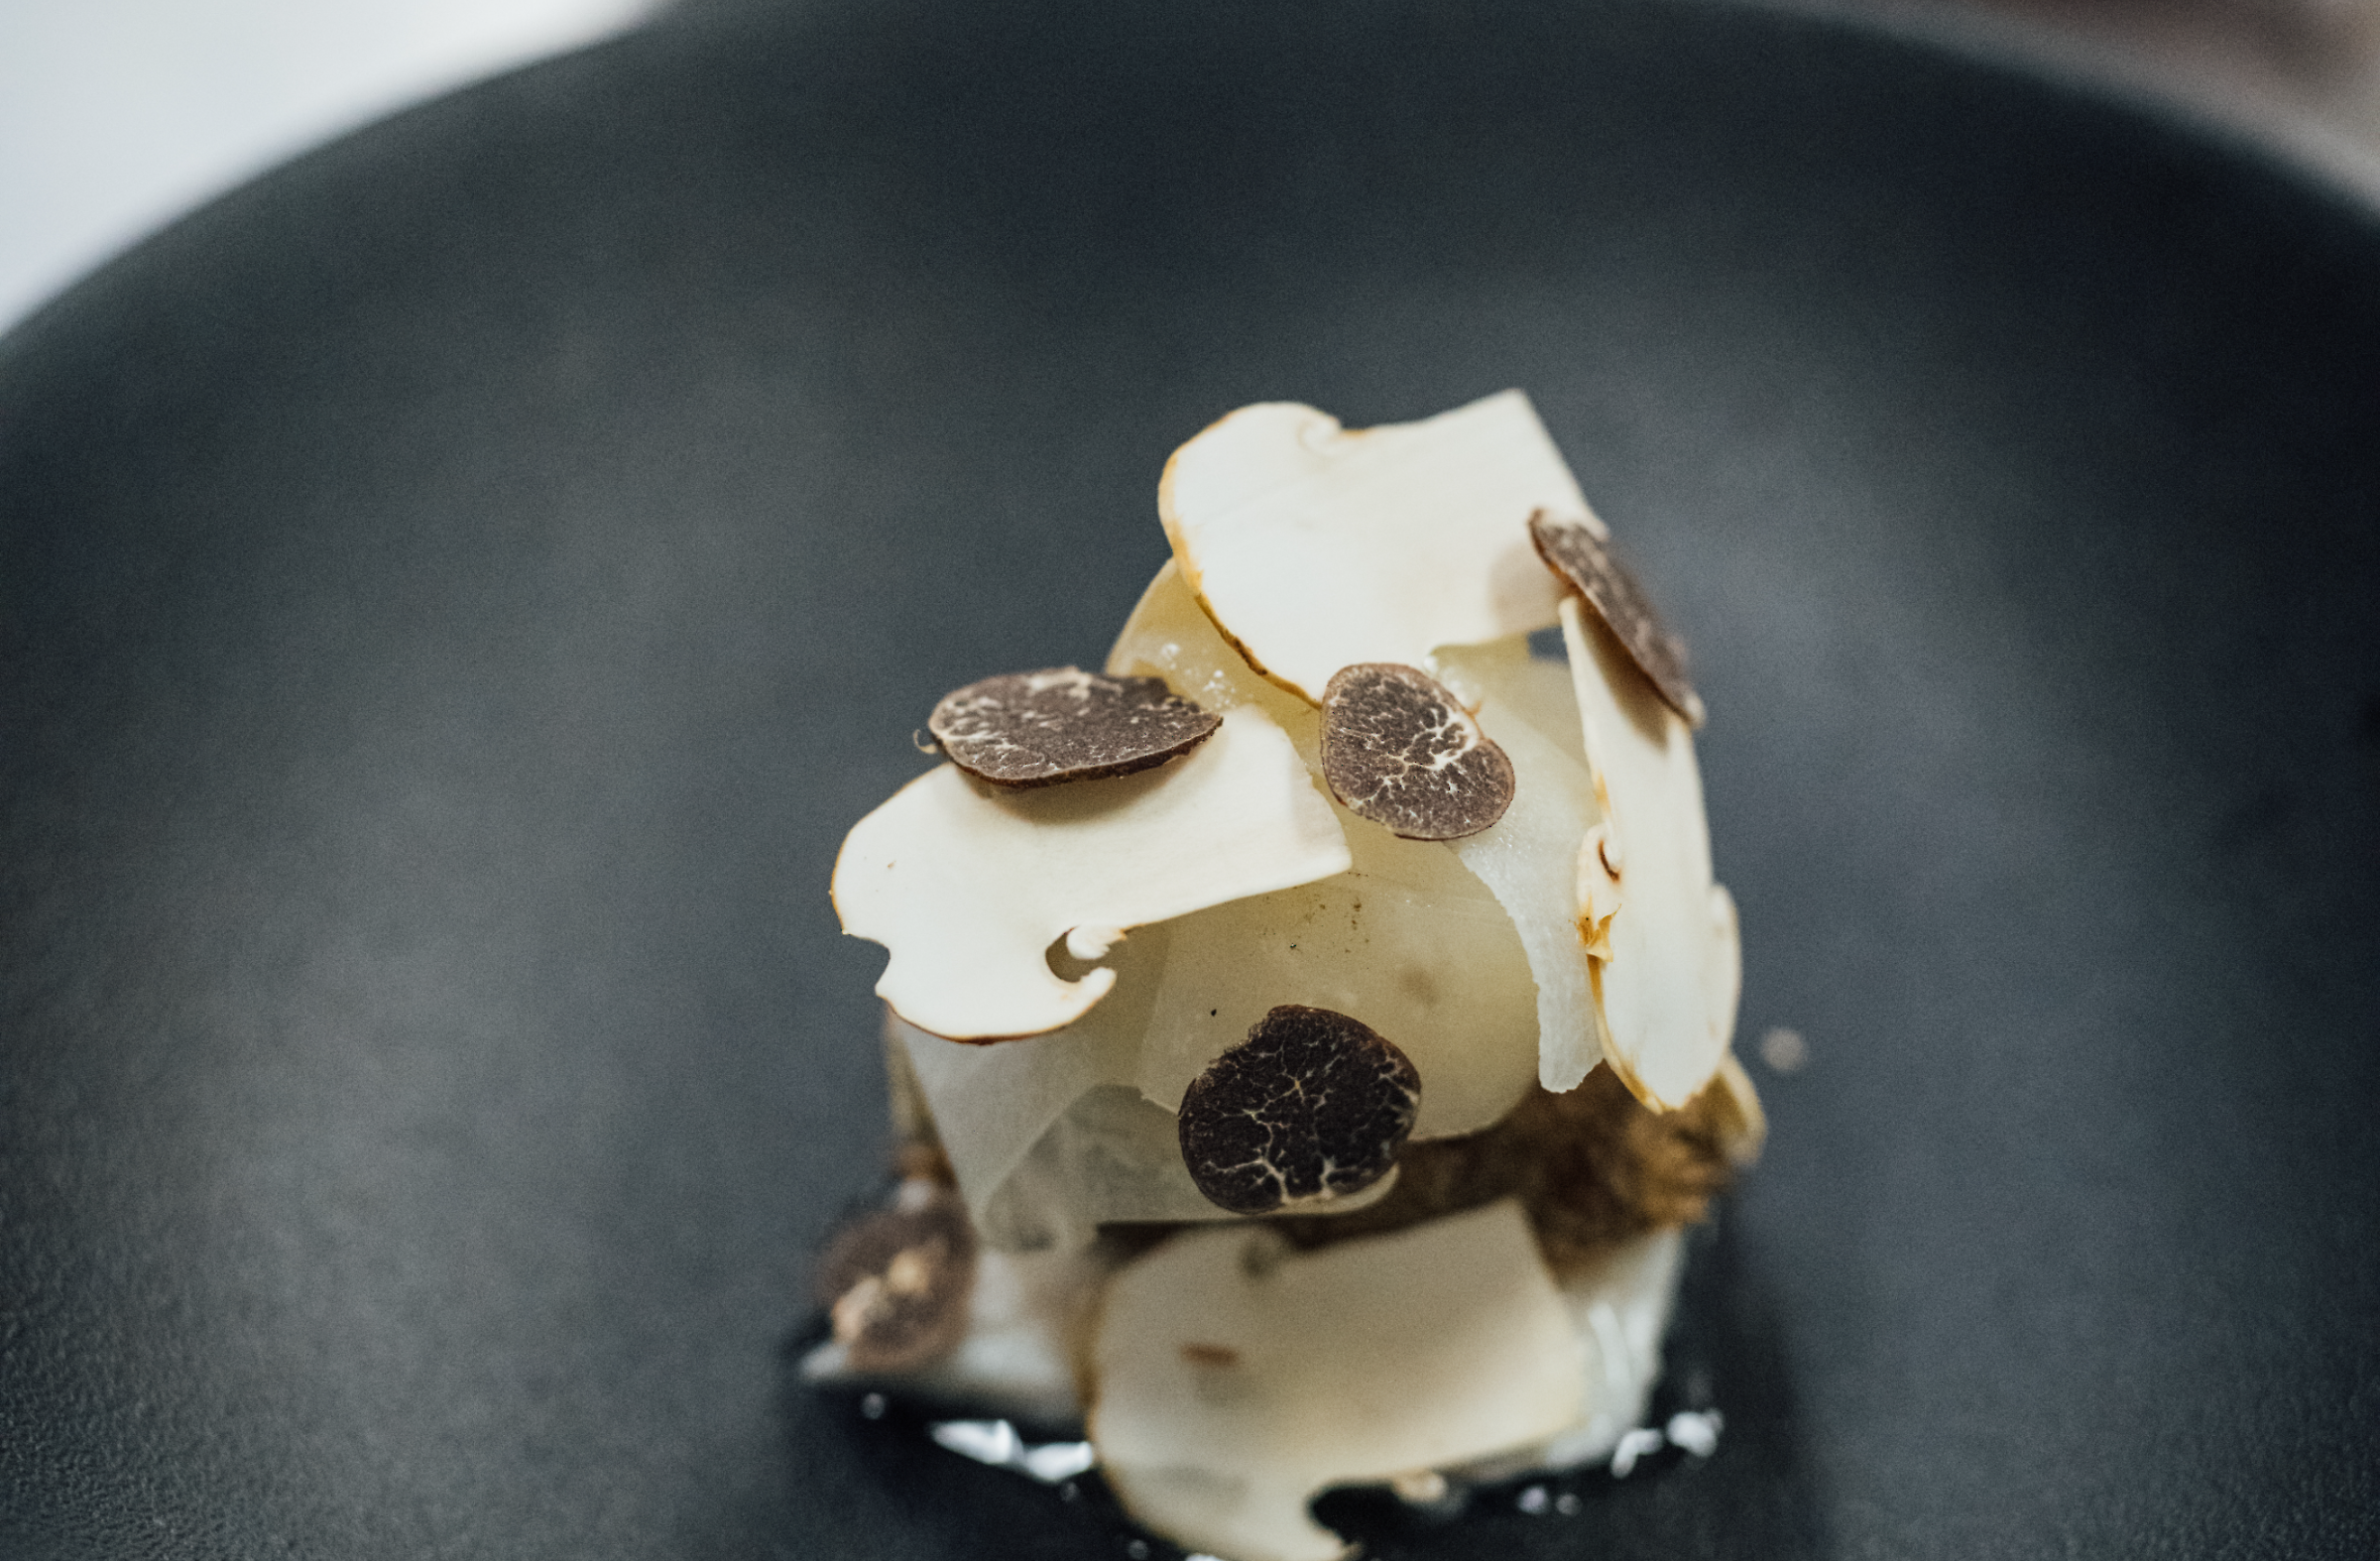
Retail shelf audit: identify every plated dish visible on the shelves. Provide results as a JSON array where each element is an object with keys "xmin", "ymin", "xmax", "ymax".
[
  {"xmin": 809, "ymin": 393, "xmax": 1760, "ymax": 1559},
  {"xmin": 3, "ymin": 2, "xmax": 2375, "ymax": 1557}
]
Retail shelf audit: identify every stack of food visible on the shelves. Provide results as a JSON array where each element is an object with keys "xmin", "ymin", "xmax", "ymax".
[{"xmin": 806, "ymin": 391, "xmax": 1761, "ymax": 1561}]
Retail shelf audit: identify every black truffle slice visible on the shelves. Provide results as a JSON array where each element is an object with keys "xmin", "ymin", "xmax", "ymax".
[
  {"xmin": 1319, "ymin": 662, "xmax": 1515, "ymax": 841},
  {"xmin": 928, "ymin": 666, "xmax": 1222, "ymax": 787},
  {"xmin": 1526, "ymin": 510, "xmax": 1706, "ymax": 726},
  {"xmin": 1177, "ymin": 1005, "xmax": 1423, "ymax": 1216},
  {"xmin": 815, "ymin": 1184, "xmax": 978, "ymax": 1372}
]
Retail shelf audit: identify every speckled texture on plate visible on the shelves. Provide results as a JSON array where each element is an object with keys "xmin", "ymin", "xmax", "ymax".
[{"xmin": 2, "ymin": 1, "xmax": 2376, "ymax": 1557}]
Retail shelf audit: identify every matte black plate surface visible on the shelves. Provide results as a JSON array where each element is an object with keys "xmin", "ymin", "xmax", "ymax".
[{"xmin": 5, "ymin": 2, "xmax": 2376, "ymax": 1556}]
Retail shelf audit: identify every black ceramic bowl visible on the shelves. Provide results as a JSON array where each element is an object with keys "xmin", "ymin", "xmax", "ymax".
[{"xmin": 4, "ymin": 2, "xmax": 2376, "ymax": 1556}]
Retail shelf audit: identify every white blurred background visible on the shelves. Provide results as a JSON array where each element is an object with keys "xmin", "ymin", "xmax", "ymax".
[
  {"xmin": 0, "ymin": 0, "xmax": 651, "ymax": 330},
  {"xmin": 1, "ymin": 0, "xmax": 2375, "ymax": 336}
]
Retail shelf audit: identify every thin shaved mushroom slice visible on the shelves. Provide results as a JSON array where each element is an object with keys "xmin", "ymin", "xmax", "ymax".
[
  {"xmin": 1090, "ymin": 1202, "xmax": 1584, "ymax": 1561},
  {"xmin": 1576, "ymin": 823, "xmax": 1624, "ymax": 960},
  {"xmin": 928, "ymin": 666, "xmax": 1222, "ymax": 787},
  {"xmin": 890, "ymin": 941, "xmax": 1154, "ymax": 1243},
  {"xmin": 1176, "ymin": 1006, "xmax": 1421, "ymax": 1215},
  {"xmin": 1320, "ymin": 662, "xmax": 1514, "ymax": 841},
  {"xmin": 1132, "ymin": 798, "xmax": 1539, "ymax": 1142},
  {"xmin": 1468, "ymin": 1229, "xmax": 1688, "ymax": 1479},
  {"xmin": 1527, "ymin": 511, "xmax": 1706, "ymax": 726},
  {"xmin": 833, "ymin": 706, "xmax": 1350, "ymax": 1041},
  {"xmin": 1432, "ymin": 639, "xmax": 1609, "ymax": 1094},
  {"xmin": 1157, "ymin": 391, "xmax": 1583, "ymax": 704},
  {"xmin": 1559, "ymin": 595, "xmax": 1726, "ymax": 1110},
  {"xmin": 1107, "ymin": 559, "xmax": 1315, "ymax": 737}
]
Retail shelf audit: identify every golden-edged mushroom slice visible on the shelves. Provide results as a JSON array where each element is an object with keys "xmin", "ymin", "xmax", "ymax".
[
  {"xmin": 1559, "ymin": 595, "xmax": 1733, "ymax": 1110},
  {"xmin": 1156, "ymin": 391, "xmax": 1580, "ymax": 704},
  {"xmin": 1089, "ymin": 1201, "xmax": 1585, "ymax": 1561},
  {"xmin": 833, "ymin": 706, "xmax": 1351, "ymax": 1041},
  {"xmin": 1106, "ymin": 559, "xmax": 1317, "ymax": 736}
]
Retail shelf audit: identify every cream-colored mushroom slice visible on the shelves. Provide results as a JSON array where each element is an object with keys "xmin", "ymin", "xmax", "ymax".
[
  {"xmin": 1131, "ymin": 800, "xmax": 1539, "ymax": 1141},
  {"xmin": 1156, "ymin": 391, "xmax": 1581, "ymax": 704},
  {"xmin": 1432, "ymin": 638, "xmax": 1611, "ymax": 1094},
  {"xmin": 1559, "ymin": 595, "xmax": 1728, "ymax": 1109},
  {"xmin": 1107, "ymin": 558, "xmax": 1316, "ymax": 738},
  {"xmin": 833, "ymin": 705, "xmax": 1351, "ymax": 1041},
  {"xmin": 1458, "ymin": 1228, "xmax": 1688, "ymax": 1480},
  {"xmin": 1090, "ymin": 1201, "xmax": 1585, "ymax": 1561},
  {"xmin": 891, "ymin": 961, "xmax": 1152, "ymax": 1239}
]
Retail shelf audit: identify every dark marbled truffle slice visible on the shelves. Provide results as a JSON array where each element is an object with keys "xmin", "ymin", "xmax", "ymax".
[
  {"xmin": 1319, "ymin": 662, "xmax": 1515, "ymax": 840},
  {"xmin": 815, "ymin": 1184, "xmax": 978, "ymax": 1372},
  {"xmin": 1526, "ymin": 510, "xmax": 1706, "ymax": 727},
  {"xmin": 1177, "ymin": 1005, "xmax": 1423, "ymax": 1216},
  {"xmin": 928, "ymin": 666, "xmax": 1222, "ymax": 787}
]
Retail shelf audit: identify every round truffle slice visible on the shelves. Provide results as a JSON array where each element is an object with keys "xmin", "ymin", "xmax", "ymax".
[
  {"xmin": 928, "ymin": 666, "xmax": 1222, "ymax": 787},
  {"xmin": 815, "ymin": 1183, "xmax": 979, "ymax": 1373},
  {"xmin": 1177, "ymin": 1005, "xmax": 1422, "ymax": 1216},
  {"xmin": 1527, "ymin": 510, "xmax": 1706, "ymax": 726},
  {"xmin": 1320, "ymin": 662, "xmax": 1516, "ymax": 841}
]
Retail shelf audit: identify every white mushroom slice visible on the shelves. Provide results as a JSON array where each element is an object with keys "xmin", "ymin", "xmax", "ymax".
[
  {"xmin": 1459, "ymin": 1228, "xmax": 1688, "ymax": 1479},
  {"xmin": 892, "ymin": 972, "xmax": 1151, "ymax": 1239},
  {"xmin": 1559, "ymin": 595, "xmax": 1727, "ymax": 1109},
  {"xmin": 1156, "ymin": 392, "xmax": 1582, "ymax": 703},
  {"xmin": 833, "ymin": 706, "xmax": 1351, "ymax": 1040},
  {"xmin": 1090, "ymin": 1201, "xmax": 1584, "ymax": 1561},
  {"xmin": 1131, "ymin": 800, "xmax": 1539, "ymax": 1141},
  {"xmin": 1576, "ymin": 825, "xmax": 1623, "ymax": 959},
  {"xmin": 1107, "ymin": 559, "xmax": 1316, "ymax": 738}
]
